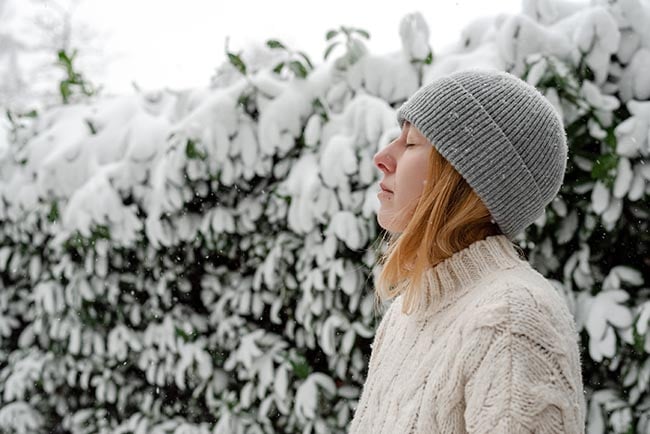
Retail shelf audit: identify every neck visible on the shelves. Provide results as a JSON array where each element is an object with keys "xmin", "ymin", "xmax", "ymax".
[{"xmin": 407, "ymin": 234, "xmax": 527, "ymax": 318}]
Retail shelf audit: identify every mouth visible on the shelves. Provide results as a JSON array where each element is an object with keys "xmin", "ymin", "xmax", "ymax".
[{"xmin": 379, "ymin": 182, "xmax": 393, "ymax": 193}]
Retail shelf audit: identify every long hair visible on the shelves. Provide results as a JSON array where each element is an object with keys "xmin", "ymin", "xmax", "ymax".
[{"xmin": 375, "ymin": 144, "xmax": 504, "ymax": 315}]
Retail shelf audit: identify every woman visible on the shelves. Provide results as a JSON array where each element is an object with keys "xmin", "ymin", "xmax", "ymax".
[{"xmin": 349, "ymin": 70, "xmax": 586, "ymax": 433}]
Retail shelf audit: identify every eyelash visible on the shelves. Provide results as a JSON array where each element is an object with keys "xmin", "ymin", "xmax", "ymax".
[{"xmin": 405, "ymin": 143, "xmax": 416, "ymax": 148}]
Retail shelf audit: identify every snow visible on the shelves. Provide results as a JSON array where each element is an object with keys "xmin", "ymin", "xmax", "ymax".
[
  {"xmin": 498, "ymin": 14, "xmax": 572, "ymax": 75},
  {"xmin": 2, "ymin": 349, "xmax": 48, "ymax": 402},
  {"xmin": 617, "ymin": 28, "xmax": 641, "ymax": 64},
  {"xmin": 327, "ymin": 211, "xmax": 367, "ymax": 250},
  {"xmin": 614, "ymin": 100, "xmax": 650, "ymax": 157},
  {"xmin": 619, "ymin": 48, "xmax": 650, "ymax": 102},
  {"xmin": 601, "ymin": 196, "xmax": 623, "ymax": 230},
  {"xmin": 555, "ymin": 208, "xmax": 578, "ymax": 244},
  {"xmin": 583, "ymin": 289, "xmax": 633, "ymax": 362},
  {"xmin": 282, "ymin": 153, "xmax": 322, "ymax": 234},
  {"xmin": 637, "ymin": 302, "xmax": 650, "ymax": 353},
  {"xmin": 399, "ymin": 12, "xmax": 431, "ymax": 60},
  {"xmin": 328, "ymin": 94, "xmax": 397, "ymax": 146},
  {"xmin": 591, "ymin": 180, "xmax": 610, "ymax": 214},
  {"xmin": 303, "ymin": 114, "xmax": 322, "ymax": 147},
  {"xmin": 613, "ymin": 157, "xmax": 633, "ymax": 198},
  {"xmin": 175, "ymin": 340, "xmax": 212, "ymax": 390},
  {"xmin": 58, "ymin": 164, "xmax": 143, "ymax": 246},
  {"xmin": 294, "ymin": 373, "xmax": 336, "ymax": 422},
  {"xmin": 628, "ymin": 162, "xmax": 647, "ymax": 200},
  {"xmin": 257, "ymin": 66, "xmax": 332, "ymax": 156},
  {"xmin": 599, "ymin": 0, "xmax": 650, "ymax": 42},
  {"xmin": 319, "ymin": 314, "xmax": 347, "ymax": 356},
  {"xmin": 457, "ymin": 15, "xmax": 507, "ymax": 52},
  {"xmin": 345, "ymin": 51, "xmax": 421, "ymax": 103},
  {"xmin": 0, "ymin": 401, "xmax": 44, "ymax": 434},
  {"xmin": 424, "ymin": 41, "xmax": 503, "ymax": 82},
  {"xmin": 570, "ymin": 7, "xmax": 620, "ymax": 84},
  {"xmin": 602, "ymin": 265, "xmax": 644, "ymax": 290},
  {"xmin": 108, "ymin": 325, "xmax": 142, "ymax": 362},
  {"xmin": 581, "ymin": 80, "xmax": 619, "ymax": 111},
  {"xmin": 522, "ymin": 0, "xmax": 586, "ymax": 25},
  {"xmin": 2, "ymin": 1, "xmax": 650, "ymax": 432},
  {"xmin": 320, "ymin": 135, "xmax": 358, "ymax": 188}
]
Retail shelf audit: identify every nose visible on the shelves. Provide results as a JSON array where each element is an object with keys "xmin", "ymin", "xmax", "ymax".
[{"xmin": 373, "ymin": 144, "xmax": 396, "ymax": 174}]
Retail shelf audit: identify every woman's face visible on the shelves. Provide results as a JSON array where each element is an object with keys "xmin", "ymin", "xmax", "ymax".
[{"xmin": 373, "ymin": 122, "xmax": 432, "ymax": 233}]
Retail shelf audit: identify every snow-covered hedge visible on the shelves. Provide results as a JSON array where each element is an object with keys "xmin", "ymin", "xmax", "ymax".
[{"xmin": 1, "ymin": 0, "xmax": 650, "ymax": 433}]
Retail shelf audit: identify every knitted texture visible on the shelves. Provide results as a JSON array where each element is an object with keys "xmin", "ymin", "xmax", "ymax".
[
  {"xmin": 349, "ymin": 235, "xmax": 586, "ymax": 433},
  {"xmin": 396, "ymin": 69, "xmax": 568, "ymax": 240}
]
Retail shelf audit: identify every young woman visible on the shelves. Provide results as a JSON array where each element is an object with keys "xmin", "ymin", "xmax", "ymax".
[{"xmin": 349, "ymin": 70, "xmax": 586, "ymax": 433}]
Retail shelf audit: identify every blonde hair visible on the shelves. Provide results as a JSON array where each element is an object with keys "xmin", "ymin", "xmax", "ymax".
[{"xmin": 374, "ymin": 145, "xmax": 503, "ymax": 315}]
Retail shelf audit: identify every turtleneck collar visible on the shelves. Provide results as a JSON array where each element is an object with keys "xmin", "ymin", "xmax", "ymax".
[{"xmin": 403, "ymin": 234, "xmax": 528, "ymax": 319}]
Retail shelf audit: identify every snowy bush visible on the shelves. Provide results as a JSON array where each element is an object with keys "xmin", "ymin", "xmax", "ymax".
[{"xmin": 1, "ymin": 1, "xmax": 650, "ymax": 433}]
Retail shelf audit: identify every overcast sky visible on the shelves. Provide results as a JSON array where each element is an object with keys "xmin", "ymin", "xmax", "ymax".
[
  {"xmin": 6, "ymin": 0, "xmax": 525, "ymax": 95},
  {"xmin": 69, "ymin": 0, "xmax": 525, "ymax": 93}
]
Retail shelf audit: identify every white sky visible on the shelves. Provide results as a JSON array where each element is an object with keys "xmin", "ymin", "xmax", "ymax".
[{"xmin": 58, "ymin": 0, "xmax": 521, "ymax": 93}]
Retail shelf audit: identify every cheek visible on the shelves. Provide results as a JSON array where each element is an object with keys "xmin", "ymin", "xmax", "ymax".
[{"xmin": 398, "ymin": 156, "xmax": 429, "ymax": 201}]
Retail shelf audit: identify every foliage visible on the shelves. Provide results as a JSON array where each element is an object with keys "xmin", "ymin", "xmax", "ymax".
[
  {"xmin": 1, "ymin": 2, "xmax": 650, "ymax": 434},
  {"xmin": 56, "ymin": 49, "xmax": 99, "ymax": 104}
]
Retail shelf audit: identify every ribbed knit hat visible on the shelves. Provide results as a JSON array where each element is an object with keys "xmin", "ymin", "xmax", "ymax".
[{"xmin": 396, "ymin": 69, "xmax": 567, "ymax": 240}]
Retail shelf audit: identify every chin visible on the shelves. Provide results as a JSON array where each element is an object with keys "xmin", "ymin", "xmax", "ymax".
[{"xmin": 377, "ymin": 213, "xmax": 405, "ymax": 233}]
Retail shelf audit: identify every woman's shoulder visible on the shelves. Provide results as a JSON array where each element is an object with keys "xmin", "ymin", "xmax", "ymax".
[
  {"xmin": 465, "ymin": 263, "xmax": 577, "ymax": 337},
  {"xmin": 459, "ymin": 265, "xmax": 587, "ymax": 434},
  {"xmin": 472, "ymin": 261, "xmax": 566, "ymax": 305}
]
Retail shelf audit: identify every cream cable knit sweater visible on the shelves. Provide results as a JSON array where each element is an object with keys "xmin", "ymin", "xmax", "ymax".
[{"xmin": 349, "ymin": 235, "xmax": 586, "ymax": 434}]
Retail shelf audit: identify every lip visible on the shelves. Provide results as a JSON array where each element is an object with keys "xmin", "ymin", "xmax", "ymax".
[
  {"xmin": 379, "ymin": 182, "xmax": 393, "ymax": 193},
  {"xmin": 377, "ymin": 190, "xmax": 393, "ymax": 199}
]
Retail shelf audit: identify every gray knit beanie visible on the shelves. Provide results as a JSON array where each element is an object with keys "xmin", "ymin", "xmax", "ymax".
[{"xmin": 396, "ymin": 69, "xmax": 567, "ymax": 240}]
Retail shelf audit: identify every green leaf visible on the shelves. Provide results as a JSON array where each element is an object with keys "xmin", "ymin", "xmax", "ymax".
[
  {"xmin": 48, "ymin": 201, "xmax": 59, "ymax": 223},
  {"xmin": 424, "ymin": 50, "xmax": 433, "ymax": 65},
  {"xmin": 324, "ymin": 41, "xmax": 341, "ymax": 60},
  {"xmin": 632, "ymin": 326, "xmax": 645, "ymax": 355},
  {"xmin": 354, "ymin": 28, "xmax": 370, "ymax": 39},
  {"xmin": 591, "ymin": 153, "xmax": 618, "ymax": 182},
  {"xmin": 272, "ymin": 62, "xmax": 285, "ymax": 74},
  {"xmin": 93, "ymin": 225, "xmax": 110, "ymax": 241},
  {"xmin": 57, "ymin": 50, "xmax": 71, "ymax": 66},
  {"xmin": 266, "ymin": 39, "xmax": 286, "ymax": 49},
  {"xmin": 57, "ymin": 49, "xmax": 77, "ymax": 76},
  {"xmin": 289, "ymin": 354, "xmax": 311, "ymax": 379},
  {"xmin": 289, "ymin": 60, "xmax": 308, "ymax": 78},
  {"xmin": 85, "ymin": 119, "xmax": 97, "ymax": 135},
  {"xmin": 605, "ymin": 127, "xmax": 617, "ymax": 151},
  {"xmin": 297, "ymin": 51, "xmax": 314, "ymax": 69},
  {"xmin": 227, "ymin": 52, "xmax": 247, "ymax": 75},
  {"xmin": 312, "ymin": 98, "xmax": 324, "ymax": 111},
  {"xmin": 313, "ymin": 98, "xmax": 329, "ymax": 122},
  {"xmin": 175, "ymin": 326, "xmax": 192, "ymax": 341},
  {"xmin": 175, "ymin": 327, "xmax": 187, "ymax": 339},
  {"xmin": 60, "ymin": 81, "xmax": 71, "ymax": 104},
  {"xmin": 237, "ymin": 93, "xmax": 250, "ymax": 107},
  {"xmin": 186, "ymin": 139, "xmax": 206, "ymax": 160},
  {"xmin": 326, "ymin": 29, "xmax": 339, "ymax": 40}
]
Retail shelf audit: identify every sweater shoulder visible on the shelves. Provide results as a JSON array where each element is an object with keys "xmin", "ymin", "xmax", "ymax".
[
  {"xmin": 460, "ymin": 266, "xmax": 586, "ymax": 433},
  {"xmin": 472, "ymin": 263, "xmax": 572, "ymax": 319},
  {"xmin": 462, "ymin": 264, "xmax": 579, "ymax": 347}
]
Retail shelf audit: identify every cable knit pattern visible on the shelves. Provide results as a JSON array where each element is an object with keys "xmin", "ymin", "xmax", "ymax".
[{"xmin": 349, "ymin": 235, "xmax": 586, "ymax": 434}]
